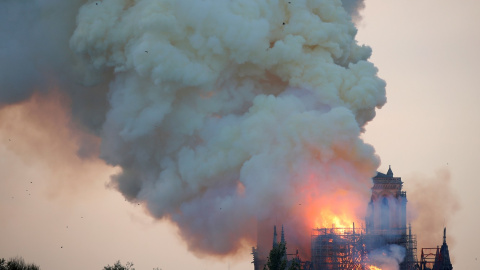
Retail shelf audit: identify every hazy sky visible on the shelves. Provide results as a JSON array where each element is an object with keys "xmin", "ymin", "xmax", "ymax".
[
  {"xmin": 1, "ymin": 0, "xmax": 479, "ymax": 270},
  {"xmin": 359, "ymin": 0, "xmax": 480, "ymax": 269}
]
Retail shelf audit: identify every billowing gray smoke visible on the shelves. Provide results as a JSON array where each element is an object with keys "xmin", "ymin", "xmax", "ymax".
[
  {"xmin": 341, "ymin": 0, "xmax": 365, "ymax": 22},
  {"xmin": 1, "ymin": 0, "xmax": 385, "ymax": 256},
  {"xmin": 0, "ymin": 1, "xmax": 79, "ymax": 103},
  {"xmin": 369, "ymin": 245, "xmax": 406, "ymax": 270}
]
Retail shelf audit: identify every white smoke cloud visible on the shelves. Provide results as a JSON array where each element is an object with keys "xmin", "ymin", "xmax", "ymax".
[
  {"xmin": 69, "ymin": 0, "xmax": 386, "ymax": 255},
  {"xmin": 341, "ymin": 0, "xmax": 366, "ymax": 22},
  {"xmin": 369, "ymin": 245, "xmax": 406, "ymax": 270},
  {"xmin": 0, "ymin": 0, "xmax": 385, "ymax": 257}
]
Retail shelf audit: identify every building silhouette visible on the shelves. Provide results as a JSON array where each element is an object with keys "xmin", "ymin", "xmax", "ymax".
[{"xmin": 253, "ymin": 166, "xmax": 453, "ymax": 270}]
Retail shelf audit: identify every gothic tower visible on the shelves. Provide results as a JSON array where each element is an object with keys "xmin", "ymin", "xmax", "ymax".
[
  {"xmin": 433, "ymin": 228, "xmax": 453, "ymax": 270},
  {"xmin": 366, "ymin": 166, "xmax": 407, "ymax": 234}
]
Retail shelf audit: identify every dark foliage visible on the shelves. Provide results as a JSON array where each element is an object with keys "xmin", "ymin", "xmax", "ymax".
[
  {"xmin": 103, "ymin": 260, "xmax": 135, "ymax": 270},
  {"xmin": 263, "ymin": 242, "xmax": 287, "ymax": 270},
  {"xmin": 0, "ymin": 257, "xmax": 40, "ymax": 270},
  {"xmin": 288, "ymin": 258, "xmax": 301, "ymax": 270}
]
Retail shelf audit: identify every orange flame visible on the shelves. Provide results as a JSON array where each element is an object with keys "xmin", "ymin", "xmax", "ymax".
[
  {"xmin": 277, "ymin": 154, "xmax": 375, "ymax": 256},
  {"xmin": 367, "ymin": 266, "xmax": 382, "ymax": 270},
  {"xmin": 300, "ymin": 172, "xmax": 366, "ymax": 231}
]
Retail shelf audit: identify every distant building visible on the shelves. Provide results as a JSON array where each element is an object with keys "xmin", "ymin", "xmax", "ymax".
[
  {"xmin": 366, "ymin": 165, "xmax": 407, "ymax": 234},
  {"xmin": 253, "ymin": 166, "xmax": 453, "ymax": 270},
  {"xmin": 419, "ymin": 228, "xmax": 453, "ymax": 270}
]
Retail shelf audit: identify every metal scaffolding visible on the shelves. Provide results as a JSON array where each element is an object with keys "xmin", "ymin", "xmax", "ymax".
[
  {"xmin": 311, "ymin": 226, "xmax": 367, "ymax": 270},
  {"xmin": 419, "ymin": 248, "xmax": 437, "ymax": 270},
  {"xmin": 311, "ymin": 225, "xmax": 418, "ymax": 270}
]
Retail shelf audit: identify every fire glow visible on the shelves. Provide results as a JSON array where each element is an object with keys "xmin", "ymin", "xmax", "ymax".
[
  {"xmin": 301, "ymin": 172, "xmax": 369, "ymax": 233},
  {"xmin": 68, "ymin": 0, "xmax": 386, "ymax": 257}
]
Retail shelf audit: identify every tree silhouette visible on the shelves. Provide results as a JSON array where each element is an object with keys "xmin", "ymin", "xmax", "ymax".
[
  {"xmin": 103, "ymin": 260, "xmax": 135, "ymax": 270},
  {"xmin": 263, "ymin": 242, "xmax": 287, "ymax": 270},
  {"xmin": 0, "ymin": 257, "xmax": 40, "ymax": 270},
  {"xmin": 288, "ymin": 258, "xmax": 301, "ymax": 270}
]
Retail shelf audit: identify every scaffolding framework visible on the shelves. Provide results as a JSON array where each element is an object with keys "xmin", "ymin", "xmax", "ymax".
[
  {"xmin": 311, "ymin": 225, "xmax": 418, "ymax": 270},
  {"xmin": 311, "ymin": 227, "xmax": 366, "ymax": 270},
  {"xmin": 419, "ymin": 248, "xmax": 437, "ymax": 270}
]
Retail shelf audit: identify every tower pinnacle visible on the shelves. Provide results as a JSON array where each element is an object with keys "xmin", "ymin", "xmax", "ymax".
[
  {"xmin": 387, "ymin": 165, "xmax": 393, "ymax": 177},
  {"xmin": 273, "ymin": 225, "xmax": 277, "ymax": 247},
  {"xmin": 433, "ymin": 227, "xmax": 453, "ymax": 270},
  {"xmin": 443, "ymin": 227, "xmax": 446, "ymax": 244}
]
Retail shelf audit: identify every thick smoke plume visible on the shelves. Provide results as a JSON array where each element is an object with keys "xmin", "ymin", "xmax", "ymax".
[
  {"xmin": 341, "ymin": 0, "xmax": 365, "ymax": 22},
  {"xmin": 0, "ymin": 0, "xmax": 109, "ymax": 134},
  {"xmin": 1, "ymin": 0, "xmax": 383, "ymax": 256},
  {"xmin": 369, "ymin": 245, "xmax": 405, "ymax": 270},
  {"xmin": 0, "ymin": 1, "xmax": 81, "ymax": 104},
  {"xmin": 407, "ymin": 169, "xmax": 460, "ymax": 251}
]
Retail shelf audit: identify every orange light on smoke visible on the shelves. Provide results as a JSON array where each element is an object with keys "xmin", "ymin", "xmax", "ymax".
[
  {"xmin": 289, "ymin": 165, "xmax": 372, "ymax": 255},
  {"xmin": 300, "ymin": 173, "xmax": 362, "ymax": 230},
  {"xmin": 314, "ymin": 209, "xmax": 354, "ymax": 229}
]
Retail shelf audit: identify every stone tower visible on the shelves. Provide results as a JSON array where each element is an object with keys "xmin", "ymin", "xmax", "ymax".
[{"xmin": 366, "ymin": 166, "xmax": 407, "ymax": 234}]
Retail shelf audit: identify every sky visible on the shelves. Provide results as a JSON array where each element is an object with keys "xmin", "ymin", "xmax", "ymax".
[
  {"xmin": 358, "ymin": 0, "xmax": 480, "ymax": 268},
  {"xmin": 1, "ymin": 0, "xmax": 480, "ymax": 270}
]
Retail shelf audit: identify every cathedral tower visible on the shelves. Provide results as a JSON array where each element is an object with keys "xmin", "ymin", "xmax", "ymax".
[{"xmin": 366, "ymin": 166, "xmax": 407, "ymax": 234}]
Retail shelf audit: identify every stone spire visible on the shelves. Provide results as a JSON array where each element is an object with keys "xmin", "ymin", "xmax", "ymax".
[
  {"xmin": 273, "ymin": 225, "xmax": 277, "ymax": 247},
  {"xmin": 387, "ymin": 165, "xmax": 393, "ymax": 177},
  {"xmin": 280, "ymin": 225, "xmax": 287, "ymax": 261},
  {"xmin": 443, "ymin": 227, "xmax": 447, "ymax": 244},
  {"xmin": 433, "ymin": 227, "xmax": 453, "ymax": 270}
]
